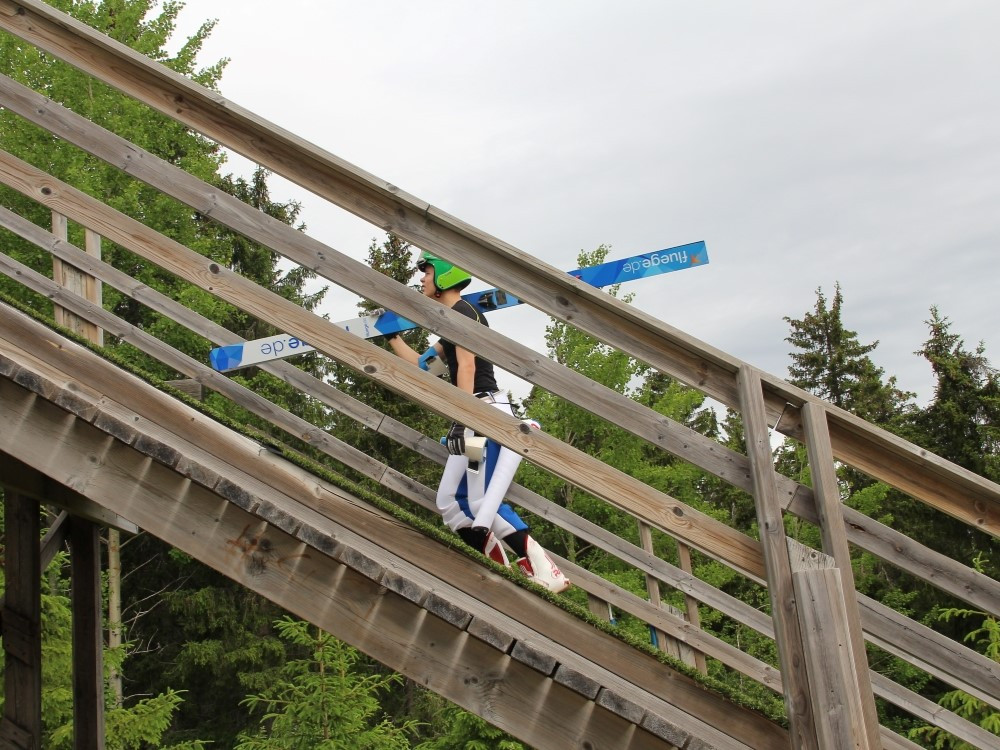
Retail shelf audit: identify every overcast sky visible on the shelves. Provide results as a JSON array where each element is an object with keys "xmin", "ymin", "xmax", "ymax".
[{"xmin": 173, "ymin": 1, "xmax": 999, "ymax": 405}]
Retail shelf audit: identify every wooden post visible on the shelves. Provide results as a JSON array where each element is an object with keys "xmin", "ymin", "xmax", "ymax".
[
  {"xmin": 107, "ymin": 529, "xmax": 123, "ymax": 708},
  {"xmin": 1, "ymin": 491, "xmax": 42, "ymax": 750},
  {"xmin": 789, "ymin": 541, "xmax": 873, "ymax": 750},
  {"xmin": 675, "ymin": 542, "xmax": 708, "ymax": 675},
  {"xmin": 637, "ymin": 521, "xmax": 673, "ymax": 656},
  {"xmin": 70, "ymin": 517, "xmax": 105, "ymax": 749},
  {"xmin": 51, "ymin": 215, "xmax": 106, "ymax": 746},
  {"xmin": 737, "ymin": 365, "xmax": 818, "ymax": 750},
  {"xmin": 51, "ymin": 216, "xmax": 103, "ymax": 343},
  {"xmin": 800, "ymin": 402, "xmax": 881, "ymax": 749}
]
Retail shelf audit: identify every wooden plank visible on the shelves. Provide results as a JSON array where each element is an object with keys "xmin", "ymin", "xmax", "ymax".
[
  {"xmin": 775, "ymin": 392, "xmax": 1000, "ymax": 538},
  {"xmin": 0, "ymin": 0, "xmax": 747, "ymax": 415},
  {"xmin": 800, "ymin": 402, "xmax": 881, "ymax": 749},
  {"xmin": 3, "ymin": 282, "xmax": 992, "ymax": 724},
  {"xmin": 870, "ymin": 671, "xmax": 1000, "ymax": 750},
  {"xmin": 676, "ymin": 542, "xmax": 708, "ymax": 675},
  {"xmin": 737, "ymin": 365, "xmax": 817, "ymax": 750},
  {"xmin": 0, "ymin": 454, "xmax": 137, "ymax": 533},
  {"xmin": 858, "ymin": 594, "xmax": 1000, "ymax": 710},
  {"xmin": 3, "ymin": 1, "xmax": 997, "ymax": 541},
  {"xmin": 0, "ymin": 368, "xmax": 785, "ymax": 750},
  {"xmin": 0, "ymin": 510, "xmax": 69, "ymax": 630},
  {"xmin": 789, "ymin": 541, "xmax": 872, "ymax": 750},
  {"xmin": 0, "ymin": 153, "xmax": 767, "ymax": 581},
  {"xmin": 1, "ymin": 491, "xmax": 42, "ymax": 748},
  {"xmin": 5, "ymin": 282, "xmax": 992, "ymax": 750},
  {"xmin": 1, "ymin": 320, "xmax": 773, "ymax": 737},
  {"xmin": 70, "ymin": 517, "xmax": 105, "ymax": 749},
  {"xmin": 560, "ymin": 559, "xmax": 783, "ymax": 693},
  {"xmin": 50, "ymin": 211, "xmax": 102, "ymax": 343}
]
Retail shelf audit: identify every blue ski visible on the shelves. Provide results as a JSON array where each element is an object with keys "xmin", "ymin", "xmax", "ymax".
[{"xmin": 210, "ymin": 241, "xmax": 707, "ymax": 372}]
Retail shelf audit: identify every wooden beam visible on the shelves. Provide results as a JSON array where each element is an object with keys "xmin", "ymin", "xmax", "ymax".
[
  {"xmin": 6, "ymin": 193, "xmax": 998, "ymax": 629},
  {"xmin": 8, "ymin": 200, "xmax": 997, "ymax": 634},
  {"xmin": 0, "ymin": 454, "xmax": 137, "ymax": 534},
  {"xmin": 4, "ymin": 82, "xmax": 999, "ymax": 610},
  {"xmin": 1, "ymin": 491, "xmax": 42, "ymax": 749},
  {"xmin": 801, "ymin": 402, "xmax": 881, "ymax": 748},
  {"xmin": 790, "ymin": 542, "xmax": 873, "ymax": 750},
  {"xmin": 70, "ymin": 517, "xmax": 105, "ymax": 749},
  {"xmin": 737, "ymin": 366, "xmax": 818, "ymax": 750}
]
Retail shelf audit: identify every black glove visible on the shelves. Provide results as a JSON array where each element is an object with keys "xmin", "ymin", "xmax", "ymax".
[{"xmin": 446, "ymin": 422, "xmax": 466, "ymax": 456}]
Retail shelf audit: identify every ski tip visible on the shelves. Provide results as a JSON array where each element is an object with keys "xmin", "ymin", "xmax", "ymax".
[{"xmin": 209, "ymin": 344, "xmax": 244, "ymax": 372}]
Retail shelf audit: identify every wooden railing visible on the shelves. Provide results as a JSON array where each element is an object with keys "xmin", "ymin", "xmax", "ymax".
[{"xmin": 1, "ymin": 1, "xmax": 999, "ymax": 747}]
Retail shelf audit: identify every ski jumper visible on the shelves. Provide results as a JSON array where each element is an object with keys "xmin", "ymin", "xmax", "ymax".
[{"xmin": 434, "ymin": 299, "xmax": 532, "ymax": 538}]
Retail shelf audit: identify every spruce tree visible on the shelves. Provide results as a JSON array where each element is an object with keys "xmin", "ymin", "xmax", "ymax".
[
  {"xmin": 912, "ymin": 307, "xmax": 1000, "ymax": 482},
  {"xmin": 784, "ymin": 283, "xmax": 913, "ymax": 428}
]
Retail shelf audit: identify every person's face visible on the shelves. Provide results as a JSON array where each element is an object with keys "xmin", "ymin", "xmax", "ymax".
[{"xmin": 420, "ymin": 265, "xmax": 437, "ymax": 297}]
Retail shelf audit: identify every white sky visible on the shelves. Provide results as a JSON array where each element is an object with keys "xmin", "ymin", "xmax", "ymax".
[{"xmin": 173, "ymin": 1, "xmax": 999, "ymax": 405}]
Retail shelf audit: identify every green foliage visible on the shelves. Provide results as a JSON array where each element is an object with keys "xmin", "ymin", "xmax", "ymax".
[
  {"xmin": 909, "ymin": 573, "xmax": 1000, "ymax": 748},
  {"xmin": 50, "ymin": 689, "xmax": 210, "ymax": 750},
  {"xmin": 911, "ymin": 307, "xmax": 1000, "ymax": 483},
  {"xmin": 784, "ymin": 283, "xmax": 914, "ymax": 427},
  {"xmin": 0, "ymin": 544, "xmax": 207, "ymax": 747},
  {"xmin": 235, "ymin": 617, "xmax": 420, "ymax": 750},
  {"xmin": 0, "ymin": 0, "xmax": 228, "ymax": 315},
  {"xmin": 119, "ymin": 535, "xmax": 288, "ymax": 746},
  {"xmin": 414, "ymin": 708, "xmax": 526, "ymax": 750}
]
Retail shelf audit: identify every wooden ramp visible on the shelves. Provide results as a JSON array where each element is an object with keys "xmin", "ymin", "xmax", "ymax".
[
  {"xmin": 0, "ymin": 303, "xmax": 787, "ymax": 750},
  {"xmin": 3, "ymin": 2, "xmax": 1000, "ymax": 746}
]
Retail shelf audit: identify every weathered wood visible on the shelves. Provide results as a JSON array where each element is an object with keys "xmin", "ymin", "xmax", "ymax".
[
  {"xmin": 869, "ymin": 671, "xmax": 1000, "ymax": 750},
  {"xmin": 70, "ymin": 517, "xmax": 105, "ymax": 749},
  {"xmin": 858, "ymin": 594, "xmax": 1000, "ymax": 711},
  {"xmin": 777, "ymin": 395, "xmax": 1000, "ymax": 538},
  {"xmin": 676, "ymin": 542, "xmax": 708, "ymax": 675},
  {"xmin": 0, "ymin": 356, "xmax": 788, "ymax": 750},
  {"xmin": 800, "ymin": 402, "xmax": 881, "ymax": 748},
  {"xmin": 0, "ymin": 9, "xmax": 998, "ymax": 742},
  {"xmin": 0, "ymin": 454, "xmax": 137, "ymax": 533},
  {"xmin": 0, "ymin": 74, "xmax": 772, "ymax": 504},
  {"xmin": 637, "ymin": 521, "xmax": 676, "ymax": 660},
  {"xmin": 1, "ymin": 490, "xmax": 42, "ymax": 749},
  {"xmin": 0, "ymin": 150, "xmax": 767, "ymax": 580},
  {"xmin": 3, "ymin": 0, "xmax": 997, "ymax": 543},
  {"xmin": 50, "ymin": 212, "xmax": 102, "ymax": 343},
  {"xmin": 0, "ymin": 510, "xmax": 69, "ymax": 631},
  {"xmin": 738, "ymin": 366, "xmax": 817, "ymax": 750},
  {"xmin": 789, "ymin": 541, "xmax": 872, "ymax": 750},
  {"xmin": 164, "ymin": 378, "xmax": 203, "ymax": 400}
]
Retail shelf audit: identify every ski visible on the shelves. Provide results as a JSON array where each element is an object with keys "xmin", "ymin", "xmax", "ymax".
[{"xmin": 209, "ymin": 240, "xmax": 707, "ymax": 372}]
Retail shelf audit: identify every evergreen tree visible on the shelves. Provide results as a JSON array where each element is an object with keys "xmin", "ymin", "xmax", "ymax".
[
  {"xmin": 0, "ymin": 544, "xmax": 209, "ymax": 748},
  {"xmin": 0, "ymin": 0, "xmax": 228, "ymax": 315},
  {"xmin": 912, "ymin": 307, "xmax": 1000, "ymax": 482},
  {"xmin": 784, "ymin": 283, "xmax": 914, "ymax": 427},
  {"xmin": 901, "ymin": 308, "xmax": 1000, "ymax": 584},
  {"xmin": 235, "ymin": 618, "xmax": 419, "ymax": 750},
  {"xmin": 1, "ymin": 3, "xmax": 328, "ymax": 745}
]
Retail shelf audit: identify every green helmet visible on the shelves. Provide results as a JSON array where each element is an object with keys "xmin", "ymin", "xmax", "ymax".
[{"xmin": 417, "ymin": 251, "xmax": 472, "ymax": 292}]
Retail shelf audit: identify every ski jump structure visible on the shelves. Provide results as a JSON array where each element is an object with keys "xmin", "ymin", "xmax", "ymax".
[{"xmin": 1, "ymin": 2, "xmax": 999, "ymax": 748}]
